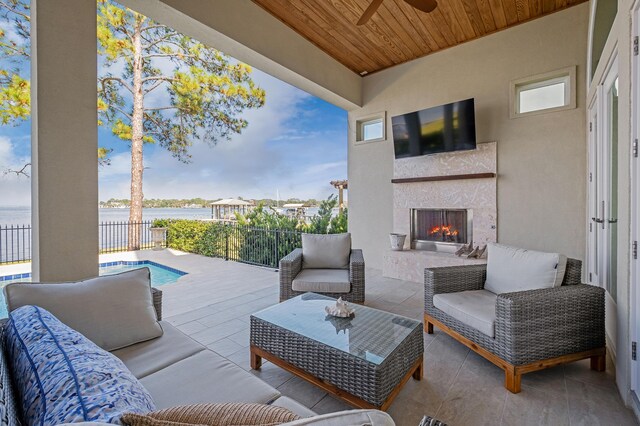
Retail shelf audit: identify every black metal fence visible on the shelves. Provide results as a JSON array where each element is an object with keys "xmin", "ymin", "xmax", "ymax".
[
  {"xmin": 0, "ymin": 224, "xmax": 31, "ymax": 264},
  {"xmin": 225, "ymin": 225, "xmax": 302, "ymax": 268},
  {"xmin": 0, "ymin": 220, "xmax": 309, "ymax": 269},
  {"xmin": 99, "ymin": 220, "xmax": 155, "ymax": 253},
  {"xmin": 0, "ymin": 220, "xmax": 156, "ymax": 264}
]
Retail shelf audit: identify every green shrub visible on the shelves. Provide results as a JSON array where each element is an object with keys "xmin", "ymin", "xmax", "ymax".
[
  {"xmin": 166, "ymin": 219, "xmax": 212, "ymax": 254},
  {"xmin": 151, "ymin": 218, "xmax": 170, "ymax": 228},
  {"xmin": 196, "ymin": 222, "xmax": 229, "ymax": 257},
  {"xmin": 160, "ymin": 194, "xmax": 348, "ymax": 267},
  {"xmin": 330, "ymin": 208, "xmax": 348, "ymax": 234}
]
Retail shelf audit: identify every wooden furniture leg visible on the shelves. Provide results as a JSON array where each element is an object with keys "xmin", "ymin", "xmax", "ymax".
[
  {"xmin": 425, "ymin": 320, "xmax": 433, "ymax": 334},
  {"xmin": 590, "ymin": 352, "xmax": 606, "ymax": 372},
  {"xmin": 412, "ymin": 359, "xmax": 423, "ymax": 380},
  {"xmin": 505, "ymin": 366, "xmax": 521, "ymax": 394},
  {"xmin": 250, "ymin": 348, "xmax": 262, "ymax": 370}
]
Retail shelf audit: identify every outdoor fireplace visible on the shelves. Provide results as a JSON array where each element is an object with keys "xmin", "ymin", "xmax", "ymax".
[{"xmin": 411, "ymin": 208, "xmax": 472, "ymax": 252}]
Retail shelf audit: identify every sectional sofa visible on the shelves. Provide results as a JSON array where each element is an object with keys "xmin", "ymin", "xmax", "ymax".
[{"xmin": 0, "ymin": 268, "xmax": 395, "ymax": 425}]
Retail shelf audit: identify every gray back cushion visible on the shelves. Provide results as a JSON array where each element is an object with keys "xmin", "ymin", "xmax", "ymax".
[
  {"xmin": 302, "ymin": 233, "xmax": 351, "ymax": 269},
  {"xmin": 3, "ymin": 268, "xmax": 163, "ymax": 351}
]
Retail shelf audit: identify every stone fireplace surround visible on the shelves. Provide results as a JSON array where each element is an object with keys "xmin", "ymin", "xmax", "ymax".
[{"xmin": 382, "ymin": 142, "xmax": 497, "ymax": 283}]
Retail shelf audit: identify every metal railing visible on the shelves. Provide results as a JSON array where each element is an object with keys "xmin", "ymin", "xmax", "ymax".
[
  {"xmin": 0, "ymin": 220, "xmax": 156, "ymax": 264},
  {"xmin": 0, "ymin": 220, "xmax": 309, "ymax": 269},
  {"xmin": 99, "ymin": 220, "xmax": 155, "ymax": 253},
  {"xmin": 0, "ymin": 224, "xmax": 31, "ymax": 264},
  {"xmin": 225, "ymin": 225, "xmax": 302, "ymax": 268}
]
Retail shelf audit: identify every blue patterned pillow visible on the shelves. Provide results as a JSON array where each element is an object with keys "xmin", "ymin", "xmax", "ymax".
[{"xmin": 6, "ymin": 305, "xmax": 156, "ymax": 425}]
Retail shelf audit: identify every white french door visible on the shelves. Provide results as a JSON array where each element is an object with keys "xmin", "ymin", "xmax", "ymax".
[
  {"xmin": 587, "ymin": 99, "xmax": 601, "ymax": 285},
  {"xmin": 587, "ymin": 56, "xmax": 618, "ymax": 301},
  {"xmin": 631, "ymin": 1, "xmax": 640, "ymax": 397}
]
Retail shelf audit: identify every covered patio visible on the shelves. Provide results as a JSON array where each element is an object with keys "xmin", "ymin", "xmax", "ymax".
[
  {"xmin": 103, "ymin": 249, "xmax": 634, "ymax": 425},
  {"xmin": 23, "ymin": 0, "xmax": 639, "ymax": 423}
]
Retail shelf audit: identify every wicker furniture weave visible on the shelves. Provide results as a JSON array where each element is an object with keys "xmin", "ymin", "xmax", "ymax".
[
  {"xmin": 424, "ymin": 258, "xmax": 606, "ymax": 393},
  {"xmin": 279, "ymin": 248, "xmax": 365, "ymax": 303},
  {"xmin": 250, "ymin": 293, "xmax": 423, "ymax": 410},
  {"xmin": 151, "ymin": 287, "xmax": 163, "ymax": 320}
]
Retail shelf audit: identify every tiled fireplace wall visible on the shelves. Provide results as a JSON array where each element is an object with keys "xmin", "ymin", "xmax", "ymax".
[{"xmin": 383, "ymin": 142, "xmax": 497, "ymax": 283}]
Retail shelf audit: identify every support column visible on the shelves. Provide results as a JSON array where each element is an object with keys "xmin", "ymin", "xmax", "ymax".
[{"xmin": 31, "ymin": 0, "xmax": 98, "ymax": 281}]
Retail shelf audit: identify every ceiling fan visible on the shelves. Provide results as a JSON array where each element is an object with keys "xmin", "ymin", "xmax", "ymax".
[{"xmin": 357, "ymin": 0, "xmax": 438, "ymax": 26}]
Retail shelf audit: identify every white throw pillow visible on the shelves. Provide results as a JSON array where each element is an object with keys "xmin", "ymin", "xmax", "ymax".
[
  {"xmin": 484, "ymin": 243, "xmax": 567, "ymax": 294},
  {"xmin": 302, "ymin": 233, "xmax": 351, "ymax": 269},
  {"xmin": 4, "ymin": 268, "xmax": 163, "ymax": 351}
]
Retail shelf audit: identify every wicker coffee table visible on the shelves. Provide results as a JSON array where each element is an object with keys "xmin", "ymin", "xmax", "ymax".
[{"xmin": 250, "ymin": 293, "xmax": 424, "ymax": 411}]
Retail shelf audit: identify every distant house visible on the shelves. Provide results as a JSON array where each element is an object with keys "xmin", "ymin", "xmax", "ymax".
[
  {"xmin": 282, "ymin": 203, "xmax": 308, "ymax": 219},
  {"xmin": 210, "ymin": 199, "xmax": 254, "ymax": 221}
]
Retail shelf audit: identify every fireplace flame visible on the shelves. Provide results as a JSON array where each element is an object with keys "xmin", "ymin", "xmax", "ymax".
[{"xmin": 429, "ymin": 225, "xmax": 459, "ymax": 237}]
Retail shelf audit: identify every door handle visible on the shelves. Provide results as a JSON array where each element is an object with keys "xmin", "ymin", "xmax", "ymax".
[
  {"xmin": 608, "ymin": 218, "xmax": 618, "ymax": 224},
  {"xmin": 592, "ymin": 217, "xmax": 604, "ymax": 223}
]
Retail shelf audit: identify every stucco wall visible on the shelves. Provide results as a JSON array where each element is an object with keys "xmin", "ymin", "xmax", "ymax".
[
  {"xmin": 31, "ymin": 0, "xmax": 98, "ymax": 281},
  {"xmin": 348, "ymin": 4, "xmax": 590, "ymax": 267}
]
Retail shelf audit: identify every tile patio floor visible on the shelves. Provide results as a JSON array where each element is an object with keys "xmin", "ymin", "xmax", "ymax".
[{"xmin": 103, "ymin": 249, "xmax": 637, "ymax": 426}]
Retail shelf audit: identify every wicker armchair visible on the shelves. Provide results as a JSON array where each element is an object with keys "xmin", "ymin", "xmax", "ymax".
[
  {"xmin": 279, "ymin": 248, "xmax": 365, "ymax": 303},
  {"xmin": 424, "ymin": 258, "xmax": 606, "ymax": 393}
]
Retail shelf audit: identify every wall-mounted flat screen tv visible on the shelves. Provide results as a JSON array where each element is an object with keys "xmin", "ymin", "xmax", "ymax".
[{"xmin": 392, "ymin": 98, "xmax": 476, "ymax": 159}]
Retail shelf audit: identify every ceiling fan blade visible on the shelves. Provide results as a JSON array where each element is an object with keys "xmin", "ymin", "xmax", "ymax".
[
  {"xmin": 357, "ymin": 0, "xmax": 385, "ymax": 26},
  {"xmin": 403, "ymin": 0, "xmax": 437, "ymax": 14}
]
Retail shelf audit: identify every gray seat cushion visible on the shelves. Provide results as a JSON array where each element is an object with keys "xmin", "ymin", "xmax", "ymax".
[
  {"xmin": 280, "ymin": 410, "xmax": 395, "ymax": 425},
  {"xmin": 140, "ymin": 350, "xmax": 281, "ymax": 408},
  {"xmin": 433, "ymin": 289, "xmax": 497, "ymax": 337},
  {"xmin": 292, "ymin": 269, "xmax": 350, "ymax": 293},
  {"xmin": 302, "ymin": 233, "xmax": 351, "ymax": 269},
  {"xmin": 112, "ymin": 321, "xmax": 205, "ymax": 379}
]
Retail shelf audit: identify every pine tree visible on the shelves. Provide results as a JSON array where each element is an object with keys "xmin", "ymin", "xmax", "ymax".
[{"xmin": 97, "ymin": 0, "xmax": 265, "ymax": 248}]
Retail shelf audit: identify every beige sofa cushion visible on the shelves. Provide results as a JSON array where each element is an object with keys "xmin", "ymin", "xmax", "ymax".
[
  {"xmin": 292, "ymin": 269, "xmax": 350, "ymax": 293},
  {"xmin": 433, "ymin": 289, "xmax": 497, "ymax": 337},
  {"xmin": 484, "ymin": 243, "xmax": 567, "ymax": 294},
  {"xmin": 112, "ymin": 321, "xmax": 205, "ymax": 379},
  {"xmin": 4, "ymin": 268, "xmax": 163, "ymax": 351},
  {"xmin": 302, "ymin": 233, "xmax": 351, "ymax": 269},
  {"xmin": 140, "ymin": 351, "xmax": 281, "ymax": 408},
  {"xmin": 121, "ymin": 403, "xmax": 300, "ymax": 426}
]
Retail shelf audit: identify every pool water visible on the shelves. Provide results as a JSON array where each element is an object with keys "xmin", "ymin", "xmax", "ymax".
[
  {"xmin": 99, "ymin": 261, "xmax": 187, "ymax": 286},
  {"xmin": 0, "ymin": 260, "xmax": 187, "ymax": 318}
]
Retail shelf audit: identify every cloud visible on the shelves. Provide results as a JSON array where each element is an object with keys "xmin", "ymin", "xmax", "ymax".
[
  {"xmin": 0, "ymin": 136, "xmax": 31, "ymax": 207},
  {"xmin": 99, "ymin": 67, "xmax": 347, "ymax": 202},
  {"xmin": 304, "ymin": 161, "xmax": 347, "ymax": 175}
]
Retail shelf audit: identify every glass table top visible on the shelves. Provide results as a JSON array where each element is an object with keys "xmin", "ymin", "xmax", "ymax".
[{"xmin": 251, "ymin": 293, "xmax": 421, "ymax": 365}]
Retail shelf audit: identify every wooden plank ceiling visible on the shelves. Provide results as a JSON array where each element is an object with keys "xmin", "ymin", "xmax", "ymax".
[{"xmin": 252, "ymin": 0, "xmax": 588, "ymax": 75}]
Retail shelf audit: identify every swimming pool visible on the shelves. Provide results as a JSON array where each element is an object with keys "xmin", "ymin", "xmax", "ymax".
[
  {"xmin": 0, "ymin": 260, "xmax": 187, "ymax": 318},
  {"xmin": 98, "ymin": 260, "xmax": 187, "ymax": 286}
]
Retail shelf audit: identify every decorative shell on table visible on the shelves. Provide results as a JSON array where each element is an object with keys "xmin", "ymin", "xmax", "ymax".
[{"xmin": 325, "ymin": 297, "xmax": 355, "ymax": 318}]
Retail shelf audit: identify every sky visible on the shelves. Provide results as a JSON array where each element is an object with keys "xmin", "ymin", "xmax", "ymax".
[{"xmin": 0, "ymin": 3, "xmax": 347, "ymax": 207}]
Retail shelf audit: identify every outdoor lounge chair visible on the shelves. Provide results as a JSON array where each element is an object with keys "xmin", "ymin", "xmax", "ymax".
[
  {"xmin": 279, "ymin": 233, "xmax": 365, "ymax": 303},
  {"xmin": 424, "ymin": 243, "xmax": 606, "ymax": 393}
]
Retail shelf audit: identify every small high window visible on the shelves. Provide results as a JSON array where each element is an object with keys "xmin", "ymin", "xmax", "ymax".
[
  {"xmin": 362, "ymin": 118, "xmax": 383, "ymax": 141},
  {"xmin": 510, "ymin": 67, "xmax": 576, "ymax": 118},
  {"xmin": 355, "ymin": 113, "xmax": 386, "ymax": 144}
]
